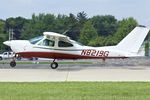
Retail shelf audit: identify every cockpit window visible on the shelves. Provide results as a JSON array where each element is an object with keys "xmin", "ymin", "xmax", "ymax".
[
  {"xmin": 29, "ymin": 36, "xmax": 43, "ymax": 44},
  {"xmin": 38, "ymin": 39, "xmax": 55, "ymax": 47},
  {"xmin": 58, "ymin": 41, "xmax": 73, "ymax": 47}
]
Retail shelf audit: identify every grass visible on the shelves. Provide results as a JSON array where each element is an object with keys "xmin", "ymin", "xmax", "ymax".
[{"xmin": 0, "ymin": 82, "xmax": 150, "ymax": 100}]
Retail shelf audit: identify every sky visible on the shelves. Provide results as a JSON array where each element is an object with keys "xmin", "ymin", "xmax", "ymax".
[{"xmin": 0, "ymin": 0, "xmax": 150, "ymax": 26}]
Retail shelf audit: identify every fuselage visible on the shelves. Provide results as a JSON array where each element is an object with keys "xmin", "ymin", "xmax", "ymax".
[
  {"xmin": 3, "ymin": 39, "xmax": 135, "ymax": 60},
  {"xmin": 4, "ymin": 30, "xmax": 145, "ymax": 60}
]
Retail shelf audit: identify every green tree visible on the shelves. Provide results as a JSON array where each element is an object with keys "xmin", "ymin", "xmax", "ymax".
[
  {"xmin": 77, "ymin": 11, "xmax": 88, "ymax": 25},
  {"xmin": 66, "ymin": 12, "xmax": 88, "ymax": 41},
  {"xmin": 145, "ymin": 42, "xmax": 149, "ymax": 57},
  {"xmin": 5, "ymin": 17, "xmax": 28, "ymax": 39},
  {"xmin": 0, "ymin": 19, "xmax": 6, "ymax": 52},
  {"xmin": 79, "ymin": 21, "xmax": 98, "ymax": 46},
  {"xmin": 90, "ymin": 15, "xmax": 118, "ymax": 36},
  {"xmin": 114, "ymin": 17, "xmax": 138, "ymax": 44},
  {"xmin": 66, "ymin": 13, "xmax": 80, "ymax": 40},
  {"xmin": 21, "ymin": 13, "xmax": 55, "ymax": 39},
  {"xmin": 53, "ymin": 14, "xmax": 69, "ymax": 33},
  {"xmin": 0, "ymin": 20, "xmax": 5, "ymax": 34}
]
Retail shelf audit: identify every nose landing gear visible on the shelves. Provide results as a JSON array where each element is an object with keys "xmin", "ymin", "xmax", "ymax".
[
  {"xmin": 50, "ymin": 59, "xmax": 58, "ymax": 69},
  {"xmin": 10, "ymin": 61, "xmax": 16, "ymax": 67},
  {"xmin": 10, "ymin": 55, "xmax": 16, "ymax": 68}
]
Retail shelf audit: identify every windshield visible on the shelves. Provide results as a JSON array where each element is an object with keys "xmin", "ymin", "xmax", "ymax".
[
  {"xmin": 70, "ymin": 40, "xmax": 84, "ymax": 46},
  {"xmin": 29, "ymin": 36, "xmax": 43, "ymax": 44}
]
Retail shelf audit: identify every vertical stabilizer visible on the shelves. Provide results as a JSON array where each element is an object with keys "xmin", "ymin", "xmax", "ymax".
[{"xmin": 116, "ymin": 27, "xmax": 149, "ymax": 53}]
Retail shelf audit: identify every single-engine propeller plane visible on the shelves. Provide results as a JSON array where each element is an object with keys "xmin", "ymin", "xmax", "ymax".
[{"xmin": 3, "ymin": 26, "xmax": 150, "ymax": 69}]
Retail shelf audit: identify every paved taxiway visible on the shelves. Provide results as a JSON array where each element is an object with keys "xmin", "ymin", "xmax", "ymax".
[{"xmin": 1, "ymin": 62, "xmax": 150, "ymax": 82}]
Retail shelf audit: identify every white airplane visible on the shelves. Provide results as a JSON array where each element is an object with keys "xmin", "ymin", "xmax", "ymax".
[{"xmin": 3, "ymin": 26, "xmax": 150, "ymax": 69}]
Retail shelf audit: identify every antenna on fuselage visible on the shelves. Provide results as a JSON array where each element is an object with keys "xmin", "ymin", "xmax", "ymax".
[{"xmin": 62, "ymin": 29, "xmax": 70, "ymax": 35}]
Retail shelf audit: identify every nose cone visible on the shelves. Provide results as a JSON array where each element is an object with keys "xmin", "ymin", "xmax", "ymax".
[{"xmin": 3, "ymin": 41, "xmax": 11, "ymax": 46}]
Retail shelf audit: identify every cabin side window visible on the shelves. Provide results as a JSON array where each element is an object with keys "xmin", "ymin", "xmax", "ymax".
[
  {"xmin": 38, "ymin": 39, "xmax": 55, "ymax": 47},
  {"xmin": 58, "ymin": 41, "xmax": 73, "ymax": 47}
]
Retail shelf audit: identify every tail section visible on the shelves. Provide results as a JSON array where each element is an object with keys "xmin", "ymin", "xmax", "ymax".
[{"xmin": 116, "ymin": 26, "xmax": 150, "ymax": 53}]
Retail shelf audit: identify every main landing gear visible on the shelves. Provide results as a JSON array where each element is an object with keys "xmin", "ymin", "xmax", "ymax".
[
  {"xmin": 50, "ymin": 59, "xmax": 58, "ymax": 69},
  {"xmin": 10, "ymin": 55, "xmax": 16, "ymax": 68}
]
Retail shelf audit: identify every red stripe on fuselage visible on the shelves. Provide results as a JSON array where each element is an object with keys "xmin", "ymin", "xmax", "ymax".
[{"xmin": 16, "ymin": 52, "xmax": 128, "ymax": 59}]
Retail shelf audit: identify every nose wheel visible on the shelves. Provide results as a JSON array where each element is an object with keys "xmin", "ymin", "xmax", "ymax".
[
  {"xmin": 10, "ymin": 54, "xmax": 17, "ymax": 68},
  {"xmin": 50, "ymin": 59, "xmax": 58, "ymax": 69},
  {"xmin": 10, "ymin": 61, "xmax": 16, "ymax": 67}
]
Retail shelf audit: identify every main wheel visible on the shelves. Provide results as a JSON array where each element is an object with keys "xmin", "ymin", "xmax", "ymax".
[
  {"xmin": 10, "ymin": 61, "xmax": 16, "ymax": 68},
  {"xmin": 50, "ymin": 62, "xmax": 58, "ymax": 69}
]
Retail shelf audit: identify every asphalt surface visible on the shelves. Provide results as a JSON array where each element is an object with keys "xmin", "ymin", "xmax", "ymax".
[{"xmin": 1, "ymin": 58, "xmax": 150, "ymax": 82}]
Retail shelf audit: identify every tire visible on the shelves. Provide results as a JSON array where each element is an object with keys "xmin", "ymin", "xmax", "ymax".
[
  {"xmin": 0, "ymin": 57, "xmax": 2, "ymax": 60},
  {"xmin": 50, "ymin": 62, "xmax": 58, "ymax": 69},
  {"xmin": 10, "ymin": 61, "xmax": 16, "ymax": 68}
]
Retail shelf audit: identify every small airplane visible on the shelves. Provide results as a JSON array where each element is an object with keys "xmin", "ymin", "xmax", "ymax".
[{"xmin": 3, "ymin": 26, "xmax": 150, "ymax": 69}]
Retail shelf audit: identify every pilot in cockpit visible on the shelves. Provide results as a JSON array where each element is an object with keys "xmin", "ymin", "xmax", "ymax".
[{"xmin": 39, "ymin": 39, "xmax": 55, "ymax": 47}]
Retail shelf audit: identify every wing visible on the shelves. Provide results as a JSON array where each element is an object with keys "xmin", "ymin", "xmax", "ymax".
[
  {"xmin": 44, "ymin": 32, "xmax": 67, "ymax": 38},
  {"xmin": 43, "ymin": 32, "xmax": 70, "ymax": 42}
]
